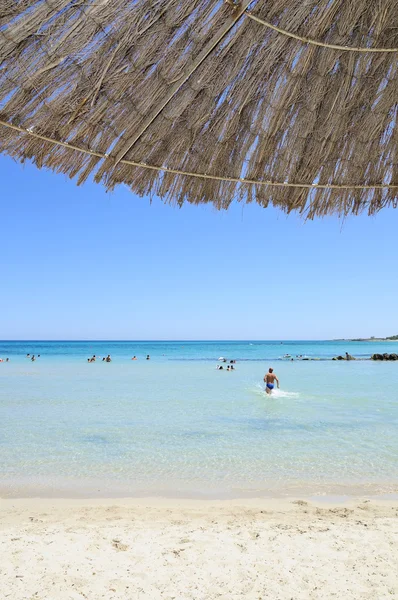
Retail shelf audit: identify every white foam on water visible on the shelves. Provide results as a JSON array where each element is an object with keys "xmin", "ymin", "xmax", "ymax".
[
  {"xmin": 252, "ymin": 383, "xmax": 299, "ymax": 398},
  {"xmin": 272, "ymin": 389, "xmax": 300, "ymax": 399}
]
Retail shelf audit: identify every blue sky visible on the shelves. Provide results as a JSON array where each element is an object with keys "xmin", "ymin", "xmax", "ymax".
[{"xmin": 1, "ymin": 155, "xmax": 397, "ymax": 340}]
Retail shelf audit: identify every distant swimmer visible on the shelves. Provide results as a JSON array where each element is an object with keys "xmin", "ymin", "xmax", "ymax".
[
  {"xmin": 132, "ymin": 356, "xmax": 137, "ymax": 360},
  {"xmin": 146, "ymin": 355, "xmax": 150, "ymax": 360},
  {"xmin": 31, "ymin": 355, "xmax": 36, "ymax": 362},
  {"xmin": 106, "ymin": 355, "xmax": 112, "ymax": 362},
  {"xmin": 264, "ymin": 368, "xmax": 279, "ymax": 394}
]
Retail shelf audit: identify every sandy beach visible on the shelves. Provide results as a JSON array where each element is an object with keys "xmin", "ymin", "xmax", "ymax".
[{"xmin": 1, "ymin": 497, "xmax": 397, "ymax": 600}]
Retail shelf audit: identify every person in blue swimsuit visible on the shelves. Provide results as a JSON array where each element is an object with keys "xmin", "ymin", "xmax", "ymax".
[{"xmin": 264, "ymin": 368, "xmax": 279, "ymax": 394}]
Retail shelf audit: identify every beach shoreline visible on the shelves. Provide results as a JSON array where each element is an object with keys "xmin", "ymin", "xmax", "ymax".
[
  {"xmin": 2, "ymin": 493, "xmax": 398, "ymax": 510},
  {"xmin": 1, "ymin": 476, "xmax": 398, "ymax": 501},
  {"xmin": 1, "ymin": 496, "xmax": 397, "ymax": 599}
]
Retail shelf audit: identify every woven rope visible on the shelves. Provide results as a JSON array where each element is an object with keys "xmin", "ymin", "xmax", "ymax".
[
  {"xmin": 1, "ymin": 119, "xmax": 397, "ymax": 191},
  {"xmin": 245, "ymin": 11, "xmax": 398, "ymax": 52}
]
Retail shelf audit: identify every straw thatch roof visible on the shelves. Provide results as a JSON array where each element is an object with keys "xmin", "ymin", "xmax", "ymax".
[{"xmin": 0, "ymin": 1, "xmax": 398, "ymax": 217}]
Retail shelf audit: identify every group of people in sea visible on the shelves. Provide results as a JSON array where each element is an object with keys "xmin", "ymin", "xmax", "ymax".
[
  {"xmin": 87, "ymin": 354, "xmax": 151, "ymax": 362},
  {"xmin": 282, "ymin": 354, "xmax": 306, "ymax": 361},
  {"xmin": 216, "ymin": 359, "xmax": 236, "ymax": 371},
  {"xmin": 87, "ymin": 354, "xmax": 112, "ymax": 362},
  {"xmin": 1, "ymin": 353, "xmax": 42, "ymax": 362}
]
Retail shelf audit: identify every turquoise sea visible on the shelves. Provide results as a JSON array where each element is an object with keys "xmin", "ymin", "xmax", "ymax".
[{"xmin": 1, "ymin": 340, "xmax": 398, "ymax": 498}]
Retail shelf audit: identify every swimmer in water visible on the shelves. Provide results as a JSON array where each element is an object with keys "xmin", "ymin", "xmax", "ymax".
[{"xmin": 264, "ymin": 368, "xmax": 279, "ymax": 394}]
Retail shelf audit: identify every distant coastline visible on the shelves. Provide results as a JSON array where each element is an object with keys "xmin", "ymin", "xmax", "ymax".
[{"xmin": 334, "ymin": 335, "xmax": 398, "ymax": 342}]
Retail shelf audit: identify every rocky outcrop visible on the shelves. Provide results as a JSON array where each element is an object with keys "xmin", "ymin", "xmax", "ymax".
[
  {"xmin": 332, "ymin": 354, "xmax": 356, "ymax": 361},
  {"xmin": 371, "ymin": 353, "xmax": 398, "ymax": 361}
]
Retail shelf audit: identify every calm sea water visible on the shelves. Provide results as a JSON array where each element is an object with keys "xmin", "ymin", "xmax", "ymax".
[{"xmin": 1, "ymin": 340, "xmax": 397, "ymax": 498}]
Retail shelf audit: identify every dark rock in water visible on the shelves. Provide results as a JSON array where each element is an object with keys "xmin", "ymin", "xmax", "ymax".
[
  {"xmin": 335, "ymin": 355, "xmax": 344, "ymax": 360},
  {"xmin": 371, "ymin": 353, "xmax": 398, "ymax": 361}
]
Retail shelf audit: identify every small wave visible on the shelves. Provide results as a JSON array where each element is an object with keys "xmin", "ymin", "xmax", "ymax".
[{"xmin": 252, "ymin": 383, "xmax": 299, "ymax": 398}]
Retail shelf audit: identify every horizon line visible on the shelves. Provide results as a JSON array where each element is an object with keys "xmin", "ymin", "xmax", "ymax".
[{"xmin": 0, "ymin": 338, "xmax": 365, "ymax": 342}]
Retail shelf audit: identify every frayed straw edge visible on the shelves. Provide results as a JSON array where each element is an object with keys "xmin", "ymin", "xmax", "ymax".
[{"xmin": 0, "ymin": 119, "xmax": 397, "ymax": 191}]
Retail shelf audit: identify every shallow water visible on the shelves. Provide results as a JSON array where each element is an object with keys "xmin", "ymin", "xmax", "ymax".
[{"xmin": 1, "ymin": 341, "xmax": 398, "ymax": 497}]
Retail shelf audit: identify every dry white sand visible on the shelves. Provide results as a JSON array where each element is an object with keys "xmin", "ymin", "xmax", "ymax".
[{"xmin": 1, "ymin": 497, "xmax": 398, "ymax": 600}]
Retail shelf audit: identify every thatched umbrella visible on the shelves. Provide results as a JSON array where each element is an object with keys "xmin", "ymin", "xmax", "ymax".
[{"xmin": 0, "ymin": 0, "xmax": 397, "ymax": 217}]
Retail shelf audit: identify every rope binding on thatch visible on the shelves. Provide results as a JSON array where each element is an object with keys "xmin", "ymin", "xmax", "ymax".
[
  {"xmin": 1, "ymin": 118, "xmax": 397, "ymax": 192},
  {"xmin": 244, "ymin": 11, "xmax": 398, "ymax": 52}
]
